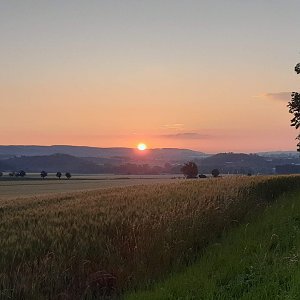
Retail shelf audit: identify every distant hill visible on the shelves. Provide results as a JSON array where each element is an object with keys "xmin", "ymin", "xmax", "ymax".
[
  {"xmin": 2, "ymin": 154, "xmax": 102, "ymax": 173},
  {"xmin": 257, "ymin": 151, "xmax": 299, "ymax": 158},
  {"xmin": 202, "ymin": 153, "xmax": 268, "ymax": 165},
  {"xmin": 1, "ymin": 151, "xmax": 299, "ymax": 175},
  {"xmin": 197, "ymin": 153, "xmax": 272, "ymax": 174},
  {"xmin": 0, "ymin": 146, "xmax": 208, "ymax": 174},
  {"xmin": 0, "ymin": 145, "xmax": 207, "ymax": 162},
  {"xmin": 0, "ymin": 160, "xmax": 12, "ymax": 172}
]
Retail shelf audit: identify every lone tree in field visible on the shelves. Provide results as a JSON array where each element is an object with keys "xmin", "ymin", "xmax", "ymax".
[
  {"xmin": 65, "ymin": 172, "xmax": 72, "ymax": 180},
  {"xmin": 288, "ymin": 62, "xmax": 300, "ymax": 151},
  {"xmin": 56, "ymin": 172, "xmax": 62, "ymax": 179},
  {"xmin": 181, "ymin": 162, "xmax": 198, "ymax": 178},
  {"xmin": 211, "ymin": 169, "xmax": 220, "ymax": 177},
  {"xmin": 40, "ymin": 170, "xmax": 47, "ymax": 179}
]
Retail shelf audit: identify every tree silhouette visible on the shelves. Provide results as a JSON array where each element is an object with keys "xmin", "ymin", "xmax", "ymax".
[
  {"xmin": 65, "ymin": 172, "xmax": 72, "ymax": 180},
  {"xmin": 40, "ymin": 171, "xmax": 47, "ymax": 179},
  {"xmin": 295, "ymin": 63, "xmax": 300, "ymax": 74},
  {"xmin": 181, "ymin": 162, "xmax": 198, "ymax": 178},
  {"xmin": 17, "ymin": 170, "xmax": 26, "ymax": 177},
  {"xmin": 211, "ymin": 169, "xmax": 220, "ymax": 177},
  {"xmin": 288, "ymin": 62, "xmax": 300, "ymax": 151},
  {"xmin": 56, "ymin": 172, "xmax": 62, "ymax": 180},
  {"xmin": 0, "ymin": 172, "xmax": 3, "ymax": 177}
]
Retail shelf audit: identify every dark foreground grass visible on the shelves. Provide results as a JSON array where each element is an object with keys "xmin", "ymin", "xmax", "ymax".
[{"xmin": 127, "ymin": 191, "xmax": 300, "ymax": 300}]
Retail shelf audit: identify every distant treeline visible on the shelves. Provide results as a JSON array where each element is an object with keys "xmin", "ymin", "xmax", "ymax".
[{"xmin": 1, "ymin": 152, "xmax": 300, "ymax": 175}]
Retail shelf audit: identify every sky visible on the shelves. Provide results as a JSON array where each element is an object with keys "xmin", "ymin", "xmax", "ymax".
[{"xmin": 1, "ymin": 0, "xmax": 300, "ymax": 153}]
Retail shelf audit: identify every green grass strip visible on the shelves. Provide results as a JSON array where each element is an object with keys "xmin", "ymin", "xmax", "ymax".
[{"xmin": 127, "ymin": 191, "xmax": 300, "ymax": 300}]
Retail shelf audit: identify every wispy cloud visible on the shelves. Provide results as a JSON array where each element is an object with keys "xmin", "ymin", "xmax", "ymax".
[
  {"xmin": 255, "ymin": 92, "xmax": 291, "ymax": 101},
  {"xmin": 161, "ymin": 123, "xmax": 184, "ymax": 130},
  {"xmin": 158, "ymin": 132, "xmax": 211, "ymax": 139},
  {"xmin": 72, "ymin": 131, "xmax": 213, "ymax": 141}
]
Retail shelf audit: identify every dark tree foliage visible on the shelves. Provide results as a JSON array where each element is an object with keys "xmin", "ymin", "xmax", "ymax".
[
  {"xmin": 65, "ymin": 172, "xmax": 72, "ymax": 179},
  {"xmin": 295, "ymin": 63, "xmax": 300, "ymax": 74},
  {"xmin": 288, "ymin": 62, "xmax": 300, "ymax": 151},
  {"xmin": 0, "ymin": 172, "xmax": 3, "ymax": 177},
  {"xmin": 17, "ymin": 170, "xmax": 26, "ymax": 177},
  {"xmin": 56, "ymin": 172, "xmax": 62, "ymax": 179},
  {"xmin": 40, "ymin": 170, "xmax": 47, "ymax": 179},
  {"xmin": 211, "ymin": 169, "xmax": 220, "ymax": 177},
  {"xmin": 181, "ymin": 162, "xmax": 198, "ymax": 178}
]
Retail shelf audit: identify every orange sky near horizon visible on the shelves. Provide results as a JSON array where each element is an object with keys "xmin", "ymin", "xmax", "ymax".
[{"xmin": 1, "ymin": 1, "xmax": 300, "ymax": 153}]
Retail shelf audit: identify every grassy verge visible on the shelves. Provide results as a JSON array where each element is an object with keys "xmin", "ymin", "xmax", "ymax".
[
  {"xmin": 127, "ymin": 191, "xmax": 300, "ymax": 300},
  {"xmin": 0, "ymin": 176, "xmax": 299, "ymax": 299}
]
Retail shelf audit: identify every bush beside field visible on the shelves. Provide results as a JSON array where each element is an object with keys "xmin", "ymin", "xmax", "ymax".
[{"xmin": 0, "ymin": 176, "xmax": 300, "ymax": 299}]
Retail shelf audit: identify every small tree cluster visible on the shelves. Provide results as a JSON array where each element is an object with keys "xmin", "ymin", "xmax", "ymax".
[
  {"xmin": 181, "ymin": 162, "xmax": 221, "ymax": 179},
  {"xmin": 9, "ymin": 170, "xmax": 26, "ymax": 177},
  {"xmin": 40, "ymin": 171, "xmax": 71, "ymax": 179}
]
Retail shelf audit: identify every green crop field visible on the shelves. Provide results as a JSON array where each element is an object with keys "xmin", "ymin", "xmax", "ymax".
[
  {"xmin": 0, "ymin": 175, "xmax": 299, "ymax": 299},
  {"xmin": 127, "ymin": 190, "xmax": 300, "ymax": 300}
]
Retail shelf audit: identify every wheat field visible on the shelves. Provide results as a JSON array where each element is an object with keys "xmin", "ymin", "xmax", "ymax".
[
  {"xmin": 0, "ymin": 175, "xmax": 299, "ymax": 299},
  {"xmin": 0, "ymin": 175, "xmax": 178, "ymax": 199}
]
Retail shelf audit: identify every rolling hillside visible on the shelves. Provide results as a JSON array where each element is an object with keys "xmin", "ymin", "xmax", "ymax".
[
  {"xmin": 2, "ymin": 153, "xmax": 102, "ymax": 173},
  {"xmin": 0, "ymin": 145, "xmax": 207, "ymax": 161},
  {"xmin": 198, "ymin": 152, "xmax": 273, "ymax": 174}
]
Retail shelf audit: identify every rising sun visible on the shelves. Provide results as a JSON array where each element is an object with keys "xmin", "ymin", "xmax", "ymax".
[{"xmin": 137, "ymin": 143, "xmax": 147, "ymax": 151}]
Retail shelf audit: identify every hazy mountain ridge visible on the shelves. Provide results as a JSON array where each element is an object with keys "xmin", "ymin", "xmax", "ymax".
[
  {"xmin": 197, "ymin": 153, "xmax": 272, "ymax": 174},
  {"xmin": 257, "ymin": 151, "xmax": 299, "ymax": 158},
  {"xmin": 0, "ymin": 146, "xmax": 299, "ymax": 175},
  {"xmin": 1, "ymin": 154, "xmax": 102, "ymax": 173},
  {"xmin": 0, "ymin": 145, "xmax": 207, "ymax": 160},
  {"xmin": 201, "ymin": 153, "xmax": 267, "ymax": 165}
]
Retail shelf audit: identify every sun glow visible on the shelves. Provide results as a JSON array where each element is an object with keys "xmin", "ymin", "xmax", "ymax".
[{"xmin": 137, "ymin": 143, "xmax": 147, "ymax": 151}]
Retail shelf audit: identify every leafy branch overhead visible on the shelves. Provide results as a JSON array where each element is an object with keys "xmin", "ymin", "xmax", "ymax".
[
  {"xmin": 295, "ymin": 63, "xmax": 300, "ymax": 74},
  {"xmin": 288, "ymin": 62, "xmax": 300, "ymax": 151}
]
